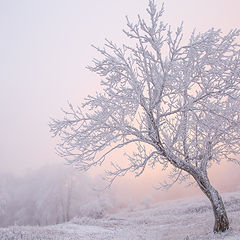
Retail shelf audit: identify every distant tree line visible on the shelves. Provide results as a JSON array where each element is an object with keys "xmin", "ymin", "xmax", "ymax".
[{"xmin": 0, "ymin": 165, "xmax": 116, "ymax": 227}]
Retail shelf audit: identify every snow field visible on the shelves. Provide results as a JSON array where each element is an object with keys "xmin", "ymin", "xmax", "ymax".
[{"xmin": 0, "ymin": 191, "xmax": 239, "ymax": 240}]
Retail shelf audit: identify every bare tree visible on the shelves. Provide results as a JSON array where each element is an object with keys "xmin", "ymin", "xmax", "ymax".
[{"xmin": 50, "ymin": 0, "xmax": 240, "ymax": 233}]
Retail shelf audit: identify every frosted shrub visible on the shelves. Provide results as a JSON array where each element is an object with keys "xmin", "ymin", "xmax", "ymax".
[
  {"xmin": 79, "ymin": 200, "xmax": 106, "ymax": 219},
  {"xmin": 140, "ymin": 195, "xmax": 154, "ymax": 209}
]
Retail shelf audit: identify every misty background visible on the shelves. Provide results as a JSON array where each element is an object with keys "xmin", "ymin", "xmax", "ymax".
[{"xmin": 0, "ymin": 0, "xmax": 240, "ymax": 226}]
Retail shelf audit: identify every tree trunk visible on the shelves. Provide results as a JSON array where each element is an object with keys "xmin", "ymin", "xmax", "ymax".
[{"xmin": 193, "ymin": 172, "xmax": 229, "ymax": 233}]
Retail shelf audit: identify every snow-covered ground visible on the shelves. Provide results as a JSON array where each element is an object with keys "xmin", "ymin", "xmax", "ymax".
[{"xmin": 0, "ymin": 191, "xmax": 239, "ymax": 240}]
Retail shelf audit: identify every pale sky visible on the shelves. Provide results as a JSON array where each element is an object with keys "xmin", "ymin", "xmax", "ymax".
[{"xmin": 0, "ymin": 0, "xmax": 239, "ymax": 197}]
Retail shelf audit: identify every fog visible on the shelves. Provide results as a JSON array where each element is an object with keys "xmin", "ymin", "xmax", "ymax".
[
  {"xmin": 0, "ymin": 161, "xmax": 239, "ymax": 227},
  {"xmin": 0, "ymin": 0, "xmax": 240, "ymax": 226}
]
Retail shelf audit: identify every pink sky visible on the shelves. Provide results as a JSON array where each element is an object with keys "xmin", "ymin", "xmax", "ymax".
[{"xmin": 0, "ymin": 0, "xmax": 239, "ymax": 199}]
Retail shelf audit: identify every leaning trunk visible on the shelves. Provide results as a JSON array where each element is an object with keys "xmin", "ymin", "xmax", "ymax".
[
  {"xmin": 207, "ymin": 187, "xmax": 229, "ymax": 233},
  {"xmin": 193, "ymin": 172, "xmax": 229, "ymax": 233}
]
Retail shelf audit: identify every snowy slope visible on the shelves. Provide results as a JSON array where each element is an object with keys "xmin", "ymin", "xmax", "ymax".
[{"xmin": 0, "ymin": 191, "xmax": 239, "ymax": 240}]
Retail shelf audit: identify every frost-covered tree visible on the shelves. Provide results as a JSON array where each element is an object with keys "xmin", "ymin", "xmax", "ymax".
[
  {"xmin": 50, "ymin": 0, "xmax": 240, "ymax": 233},
  {"xmin": 0, "ymin": 190, "xmax": 7, "ymax": 221}
]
